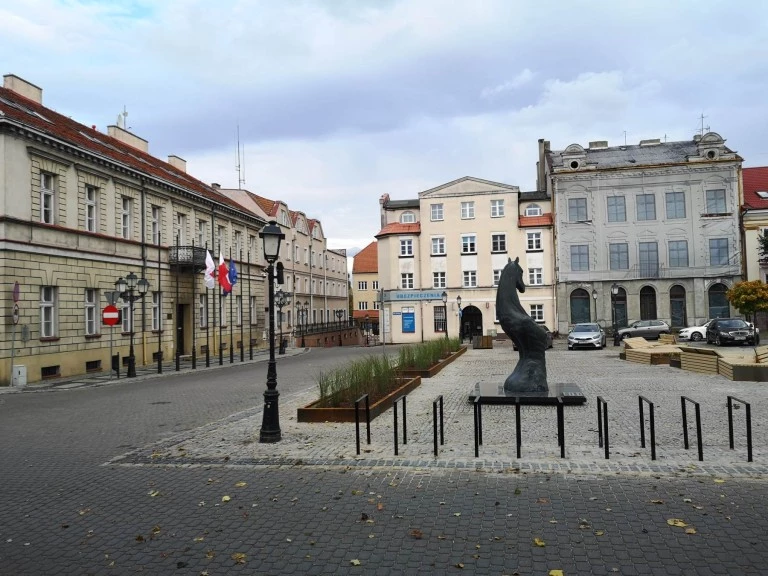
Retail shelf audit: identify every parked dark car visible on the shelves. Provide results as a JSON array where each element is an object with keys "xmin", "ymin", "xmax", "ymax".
[
  {"xmin": 617, "ymin": 320, "xmax": 670, "ymax": 340},
  {"xmin": 706, "ymin": 318, "xmax": 756, "ymax": 346}
]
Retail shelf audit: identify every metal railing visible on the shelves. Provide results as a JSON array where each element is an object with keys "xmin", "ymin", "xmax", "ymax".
[
  {"xmin": 638, "ymin": 396, "xmax": 657, "ymax": 460},
  {"xmin": 168, "ymin": 245, "xmax": 207, "ymax": 269},
  {"xmin": 681, "ymin": 396, "xmax": 703, "ymax": 461},
  {"xmin": 727, "ymin": 396, "xmax": 753, "ymax": 462},
  {"xmin": 596, "ymin": 396, "xmax": 609, "ymax": 460}
]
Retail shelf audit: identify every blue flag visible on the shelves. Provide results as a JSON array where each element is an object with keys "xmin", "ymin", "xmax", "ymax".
[{"xmin": 228, "ymin": 259, "xmax": 238, "ymax": 289}]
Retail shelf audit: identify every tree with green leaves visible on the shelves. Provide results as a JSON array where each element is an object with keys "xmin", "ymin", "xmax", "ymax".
[
  {"xmin": 726, "ymin": 280, "xmax": 768, "ymax": 321},
  {"xmin": 758, "ymin": 231, "xmax": 768, "ymax": 261}
]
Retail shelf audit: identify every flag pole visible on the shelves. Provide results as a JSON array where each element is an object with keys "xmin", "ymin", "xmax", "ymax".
[
  {"xmin": 239, "ymin": 247, "xmax": 244, "ymax": 362},
  {"xmin": 175, "ymin": 232, "xmax": 180, "ymax": 372},
  {"xmin": 248, "ymin": 250, "xmax": 253, "ymax": 360},
  {"xmin": 218, "ymin": 244, "xmax": 223, "ymax": 366},
  {"xmin": 229, "ymin": 246, "xmax": 234, "ymax": 364}
]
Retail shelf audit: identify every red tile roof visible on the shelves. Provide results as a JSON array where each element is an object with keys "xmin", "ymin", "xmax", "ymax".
[
  {"xmin": 743, "ymin": 167, "xmax": 768, "ymax": 210},
  {"xmin": 247, "ymin": 192, "xmax": 279, "ymax": 217},
  {"xmin": 0, "ymin": 85, "xmax": 252, "ymax": 216},
  {"xmin": 352, "ymin": 310, "xmax": 379, "ymax": 320},
  {"xmin": 352, "ymin": 241, "xmax": 378, "ymax": 273},
  {"xmin": 375, "ymin": 222, "xmax": 421, "ymax": 238},
  {"xmin": 518, "ymin": 214, "xmax": 553, "ymax": 227}
]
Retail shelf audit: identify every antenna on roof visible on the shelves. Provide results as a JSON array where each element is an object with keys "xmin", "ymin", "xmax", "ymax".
[
  {"xmin": 117, "ymin": 105, "xmax": 130, "ymax": 130},
  {"xmin": 699, "ymin": 112, "xmax": 709, "ymax": 136},
  {"xmin": 236, "ymin": 124, "xmax": 246, "ymax": 189},
  {"xmin": 623, "ymin": 130, "xmax": 627, "ymax": 146}
]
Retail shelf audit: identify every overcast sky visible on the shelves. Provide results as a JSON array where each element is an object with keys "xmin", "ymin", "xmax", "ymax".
[{"xmin": 3, "ymin": 0, "xmax": 767, "ymax": 257}]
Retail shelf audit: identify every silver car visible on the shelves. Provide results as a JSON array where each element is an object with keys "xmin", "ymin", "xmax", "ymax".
[{"xmin": 567, "ymin": 323, "xmax": 607, "ymax": 350}]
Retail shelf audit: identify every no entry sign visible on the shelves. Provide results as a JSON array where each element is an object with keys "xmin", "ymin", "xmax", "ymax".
[{"xmin": 102, "ymin": 304, "xmax": 120, "ymax": 326}]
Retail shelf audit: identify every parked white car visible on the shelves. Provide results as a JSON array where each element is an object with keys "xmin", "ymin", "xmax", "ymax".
[{"xmin": 677, "ymin": 320, "xmax": 713, "ymax": 342}]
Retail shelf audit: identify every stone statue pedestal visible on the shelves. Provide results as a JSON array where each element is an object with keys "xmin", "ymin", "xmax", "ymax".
[{"xmin": 468, "ymin": 381, "xmax": 587, "ymax": 405}]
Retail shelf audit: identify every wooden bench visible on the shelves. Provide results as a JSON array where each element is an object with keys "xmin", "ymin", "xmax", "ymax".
[
  {"xmin": 678, "ymin": 346, "xmax": 721, "ymax": 375},
  {"xmin": 658, "ymin": 334, "xmax": 678, "ymax": 345},
  {"xmin": 717, "ymin": 345, "xmax": 768, "ymax": 381},
  {"xmin": 625, "ymin": 345, "xmax": 681, "ymax": 365}
]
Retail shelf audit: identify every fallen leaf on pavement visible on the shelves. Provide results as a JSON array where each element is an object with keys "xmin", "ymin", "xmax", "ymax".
[
  {"xmin": 549, "ymin": 570, "xmax": 564, "ymax": 576},
  {"xmin": 410, "ymin": 529, "xmax": 423, "ymax": 539},
  {"xmin": 685, "ymin": 528, "xmax": 697, "ymax": 534},
  {"xmin": 147, "ymin": 491, "xmax": 160, "ymax": 498},
  {"xmin": 377, "ymin": 503, "xmax": 384, "ymax": 511},
  {"xmin": 231, "ymin": 552, "xmax": 246, "ymax": 564},
  {"xmin": 667, "ymin": 518, "xmax": 688, "ymax": 528},
  {"xmin": 221, "ymin": 496, "xmax": 231, "ymax": 503},
  {"xmin": 533, "ymin": 537, "xmax": 546, "ymax": 547},
  {"xmin": 235, "ymin": 482, "xmax": 247, "ymax": 488},
  {"xmin": 714, "ymin": 479, "xmax": 726, "ymax": 484},
  {"xmin": 650, "ymin": 500, "xmax": 664, "ymax": 504},
  {"xmin": 350, "ymin": 559, "xmax": 361, "ymax": 566}
]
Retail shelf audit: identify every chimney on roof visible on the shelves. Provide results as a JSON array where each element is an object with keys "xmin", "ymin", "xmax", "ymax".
[
  {"xmin": 107, "ymin": 124, "xmax": 149, "ymax": 153},
  {"xmin": 639, "ymin": 139, "xmax": 661, "ymax": 146},
  {"xmin": 168, "ymin": 155, "xmax": 186, "ymax": 173},
  {"xmin": 588, "ymin": 141, "xmax": 608, "ymax": 149},
  {"xmin": 211, "ymin": 183, "xmax": 221, "ymax": 190},
  {"xmin": 3, "ymin": 74, "xmax": 43, "ymax": 104}
]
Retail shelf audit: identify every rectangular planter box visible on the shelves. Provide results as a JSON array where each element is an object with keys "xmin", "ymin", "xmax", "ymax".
[
  {"xmin": 398, "ymin": 345, "xmax": 467, "ymax": 379},
  {"xmin": 297, "ymin": 376, "xmax": 422, "ymax": 423}
]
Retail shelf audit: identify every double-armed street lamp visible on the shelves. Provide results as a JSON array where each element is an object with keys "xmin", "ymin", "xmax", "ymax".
[
  {"xmin": 115, "ymin": 271, "xmax": 150, "ymax": 378},
  {"xmin": 441, "ymin": 291, "xmax": 448, "ymax": 340},
  {"xmin": 456, "ymin": 295, "xmax": 462, "ymax": 341},
  {"xmin": 335, "ymin": 308, "xmax": 344, "ymax": 346},
  {"xmin": 259, "ymin": 221, "xmax": 285, "ymax": 443},
  {"xmin": 297, "ymin": 301, "xmax": 308, "ymax": 348},
  {"xmin": 275, "ymin": 289, "xmax": 291, "ymax": 355}
]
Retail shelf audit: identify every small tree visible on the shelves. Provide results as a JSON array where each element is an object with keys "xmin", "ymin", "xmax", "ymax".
[
  {"xmin": 726, "ymin": 280, "xmax": 768, "ymax": 321},
  {"xmin": 759, "ymin": 231, "xmax": 768, "ymax": 262}
]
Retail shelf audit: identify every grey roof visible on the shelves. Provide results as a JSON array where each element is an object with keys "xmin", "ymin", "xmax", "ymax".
[
  {"xmin": 520, "ymin": 190, "xmax": 549, "ymax": 201},
  {"xmin": 384, "ymin": 198, "xmax": 420, "ymax": 209},
  {"xmin": 548, "ymin": 138, "xmax": 737, "ymax": 171}
]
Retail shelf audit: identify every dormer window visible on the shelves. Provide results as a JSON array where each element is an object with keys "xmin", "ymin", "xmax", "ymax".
[
  {"xmin": 525, "ymin": 204, "xmax": 542, "ymax": 217},
  {"xmin": 756, "ymin": 191, "xmax": 768, "ymax": 199},
  {"xmin": 279, "ymin": 210, "xmax": 290, "ymax": 226},
  {"xmin": 400, "ymin": 211, "xmax": 416, "ymax": 224}
]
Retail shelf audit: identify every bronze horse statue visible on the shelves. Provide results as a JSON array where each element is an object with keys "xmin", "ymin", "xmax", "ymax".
[{"xmin": 496, "ymin": 257, "xmax": 549, "ymax": 394}]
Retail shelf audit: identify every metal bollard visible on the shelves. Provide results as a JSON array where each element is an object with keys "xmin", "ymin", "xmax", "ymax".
[
  {"xmin": 638, "ymin": 395, "xmax": 656, "ymax": 460},
  {"xmin": 681, "ymin": 396, "xmax": 703, "ymax": 462},
  {"xmin": 727, "ymin": 396, "xmax": 753, "ymax": 463},
  {"xmin": 597, "ymin": 396, "xmax": 609, "ymax": 460}
]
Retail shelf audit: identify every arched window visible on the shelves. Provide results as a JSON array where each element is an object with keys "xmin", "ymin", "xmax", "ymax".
[
  {"xmin": 639, "ymin": 286, "xmax": 657, "ymax": 320},
  {"xmin": 708, "ymin": 283, "xmax": 730, "ymax": 318},
  {"xmin": 400, "ymin": 211, "xmax": 416, "ymax": 224},
  {"xmin": 525, "ymin": 204, "xmax": 542, "ymax": 217},
  {"xmin": 570, "ymin": 288, "xmax": 591, "ymax": 324},
  {"xmin": 669, "ymin": 285, "xmax": 687, "ymax": 327}
]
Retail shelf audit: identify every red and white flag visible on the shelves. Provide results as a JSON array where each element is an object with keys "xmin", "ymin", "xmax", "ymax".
[
  {"xmin": 218, "ymin": 252, "xmax": 232, "ymax": 294},
  {"xmin": 203, "ymin": 250, "xmax": 215, "ymax": 289}
]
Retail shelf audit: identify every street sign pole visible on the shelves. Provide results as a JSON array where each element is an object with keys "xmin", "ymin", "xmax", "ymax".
[
  {"xmin": 102, "ymin": 304, "xmax": 120, "ymax": 380},
  {"xmin": 10, "ymin": 283, "xmax": 19, "ymax": 386},
  {"xmin": 9, "ymin": 323, "xmax": 16, "ymax": 386}
]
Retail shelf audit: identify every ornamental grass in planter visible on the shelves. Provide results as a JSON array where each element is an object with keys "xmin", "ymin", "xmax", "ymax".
[
  {"xmin": 314, "ymin": 354, "xmax": 399, "ymax": 408},
  {"xmin": 397, "ymin": 337, "xmax": 462, "ymax": 371}
]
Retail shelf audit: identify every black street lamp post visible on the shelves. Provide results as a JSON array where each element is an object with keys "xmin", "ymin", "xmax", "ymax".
[
  {"xmin": 335, "ymin": 309, "xmax": 344, "ymax": 346},
  {"xmin": 259, "ymin": 221, "xmax": 285, "ymax": 443},
  {"xmin": 611, "ymin": 282, "xmax": 620, "ymax": 346},
  {"xmin": 275, "ymin": 289, "xmax": 290, "ymax": 355},
  {"xmin": 456, "ymin": 295, "xmax": 462, "ymax": 342},
  {"xmin": 441, "ymin": 291, "xmax": 448, "ymax": 340},
  {"xmin": 115, "ymin": 272, "xmax": 150, "ymax": 378},
  {"xmin": 364, "ymin": 314, "xmax": 370, "ymax": 346}
]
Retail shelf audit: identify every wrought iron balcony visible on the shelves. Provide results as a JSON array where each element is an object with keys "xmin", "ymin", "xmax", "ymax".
[{"xmin": 169, "ymin": 245, "xmax": 207, "ymax": 272}]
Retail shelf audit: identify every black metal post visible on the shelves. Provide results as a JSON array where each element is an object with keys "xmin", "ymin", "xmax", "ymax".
[
  {"xmin": 473, "ymin": 396, "xmax": 480, "ymax": 458},
  {"xmin": 393, "ymin": 399, "xmax": 399, "ymax": 456},
  {"xmin": 515, "ymin": 399, "xmax": 521, "ymax": 458},
  {"xmin": 248, "ymin": 251, "xmax": 253, "ymax": 361},
  {"xmin": 128, "ymin": 295, "xmax": 136, "ymax": 377},
  {"xmin": 597, "ymin": 396, "xmax": 609, "ymax": 459},
  {"xmin": 175, "ymin": 234, "xmax": 180, "ymax": 372},
  {"xmin": 557, "ymin": 396, "xmax": 565, "ymax": 459},
  {"xmin": 157, "ymin": 232, "xmax": 162, "ymax": 374},
  {"xmin": 681, "ymin": 396, "xmax": 703, "ymax": 461},
  {"xmin": 259, "ymin": 261, "xmax": 281, "ymax": 443},
  {"xmin": 192, "ymin": 240, "xmax": 197, "ymax": 370},
  {"xmin": 639, "ymin": 395, "xmax": 656, "ymax": 460}
]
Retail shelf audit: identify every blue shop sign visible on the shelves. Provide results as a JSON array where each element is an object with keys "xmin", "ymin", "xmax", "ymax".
[
  {"xmin": 384, "ymin": 290, "xmax": 445, "ymax": 302},
  {"xmin": 402, "ymin": 312, "xmax": 415, "ymax": 333}
]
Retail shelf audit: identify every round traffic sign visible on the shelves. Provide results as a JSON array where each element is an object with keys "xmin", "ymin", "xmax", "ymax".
[
  {"xmin": 103, "ymin": 304, "xmax": 120, "ymax": 326},
  {"xmin": 12, "ymin": 303, "xmax": 19, "ymax": 325}
]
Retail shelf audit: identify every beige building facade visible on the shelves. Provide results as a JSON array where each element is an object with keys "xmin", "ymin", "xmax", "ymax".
[{"xmin": 376, "ymin": 177, "xmax": 556, "ymax": 344}]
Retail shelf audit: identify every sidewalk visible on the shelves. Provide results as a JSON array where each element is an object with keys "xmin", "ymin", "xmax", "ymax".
[
  {"xmin": 112, "ymin": 341, "xmax": 768, "ymax": 477},
  {"xmin": 1, "ymin": 345, "xmax": 307, "ymax": 393}
]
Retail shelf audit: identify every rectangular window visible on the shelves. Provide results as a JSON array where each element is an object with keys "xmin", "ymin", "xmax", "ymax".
[
  {"xmin": 249, "ymin": 235, "xmax": 256, "ymax": 260},
  {"xmin": 152, "ymin": 292, "xmax": 162, "ymax": 331},
  {"xmin": 401, "ymin": 273, "xmax": 414, "ymax": 289},
  {"xmin": 528, "ymin": 268, "xmax": 543, "ymax": 285},
  {"xmin": 121, "ymin": 299, "xmax": 133, "ymax": 333},
  {"xmin": 198, "ymin": 220, "xmax": 207, "ymax": 247},
  {"xmin": 373, "ymin": 301, "xmax": 380, "ymax": 310},
  {"xmin": 434, "ymin": 306, "xmax": 447, "ymax": 333},
  {"xmin": 530, "ymin": 304, "xmax": 544, "ymax": 322},
  {"xmin": 200, "ymin": 294, "xmax": 208, "ymax": 328},
  {"xmin": 430, "ymin": 203, "xmax": 444, "ymax": 221},
  {"xmin": 217, "ymin": 225, "xmax": 225, "ymax": 250},
  {"xmin": 571, "ymin": 245, "xmax": 589, "ymax": 271},
  {"xmin": 460, "ymin": 201, "xmax": 475, "ymax": 219},
  {"xmin": 527, "ymin": 232, "xmax": 541, "ymax": 251},
  {"xmin": 668, "ymin": 240, "xmax": 689, "ymax": 267},
  {"xmin": 176, "ymin": 213, "xmax": 187, "ymax": 244},
  {"xmin": 40, "ymin": 286, "xmax": 56, "ymax": 337},
  {"xmin": 665, "ymin": 191, "xmax": 686, "ymax": 219},
  {"xmin": 706, "ymin": 189, "xmax": 727, "ymax": 214},
  {"xmin": 433, "ymin": 271, "xmax": 446, "ymax": 288},
  {"xmin": 234, "ymin": 231, "xmax": 242, "ymax": 259},
  {"xmin": 493, "ymin": 269, "xmax": 502, "ymax": 286},
  {"xmin": 636, "ymin": 194, "xmax": 656, "ymax": 221},
  {"xmin": 607, "ymin": 196, "xmax": 626, "ymax": 222},
  {"xmin": 121, "ymin": 197, "xmax": 132, "ymax": 239},
  {"xmin": 372, "ymin": 281, "xmax": 379, "ymax": 290},
  {"xmin": 461, "ymin": 234, "xmax": 476, "ymax": 254},
  {"xmin": 491, "ymin": 199, "xmax": 505, "ymax": 217},
  {"xmin": 568, "ymin": 198, "xmax": 587, "ymax": 222},
  {"xmin": 431, "ymin": 237, "xmax": 445, "ymax": 255},
  {"xmin": 236, "ymin": 295, "xmax": 242, "ymax": 325},
  {"xmin": 609, "ymin": 243, "xmax": 629, "ymax": 270},
  {"xmin": 491, "ymin": 234, "xmax": 506, "ymax": 253},
  {"xmin": 150, "ymin": 206, "xmax": 161, "ymax": 244},
  {"xmin": 358, "ymin": 281, "xmax": 368, "ymax": 290},
  {"xmin": 400, "ymin": 239, "xmax": 413, "ymax": 256},
  {"xmin": 249, "ymin": 295, "xmax": 257, "ymax": 324},
  {"xmin": 84, "ymin": 288, "xmax": 97, "ymax": 336},
  {"xmin": 639, "ymin": 242, "xmax": 659, "ymax": 276},
  {"xmin": 41, "ymin": 173, "xmax": 55, "ymax": 224},
  {"xmin": 357, "ymin": 301, "xmax": 368, "ymax": 310},
  {"xmin": 709, "ymin": 238, "xmax": 729, "ymax": 265},
  {"xmin": 304, "ymin": 248, "xmax": 309, "ymax": 265},
  {"xmin": 85, "ymin": 185, "xmax": 97, "ymax": 232},
  {"xmin": 463, "ymin": 270, "xmax": 477, "ymax": 287}
]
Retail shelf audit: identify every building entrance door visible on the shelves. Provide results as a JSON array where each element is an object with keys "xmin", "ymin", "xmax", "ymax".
[{"xmin": 176, "ymin": 304, "xmax": 186, "ymax": 355}]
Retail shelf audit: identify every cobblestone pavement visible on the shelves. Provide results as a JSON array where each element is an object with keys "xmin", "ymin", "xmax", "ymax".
[{"xmin": 2, "ymin": 342, "xmax": 768, "ymax": 574}]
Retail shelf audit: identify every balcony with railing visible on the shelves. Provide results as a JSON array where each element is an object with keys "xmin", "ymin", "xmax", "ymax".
[{"xmin": 169, "ymin": 246, "xmax": 207, "ymax": 272}]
